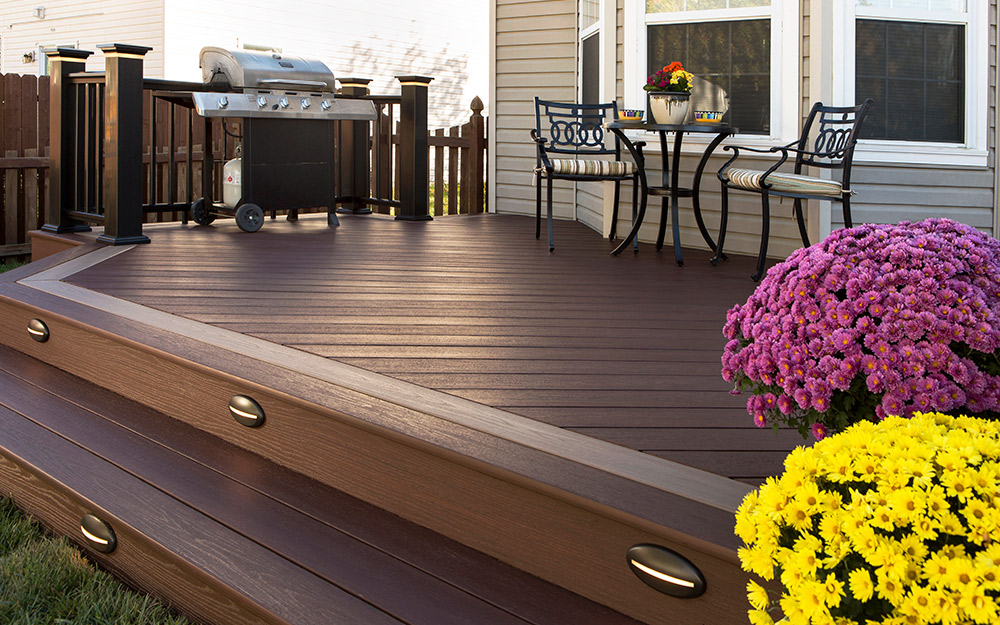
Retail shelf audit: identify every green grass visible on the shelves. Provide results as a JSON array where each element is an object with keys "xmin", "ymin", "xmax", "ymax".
[
  {"xmin": 0, "ymin": 260, "xmax": 26, "ymax": 274},
  {"xmin": 0, "ymin": 498, "xmax": 192, "ymax": 624}
]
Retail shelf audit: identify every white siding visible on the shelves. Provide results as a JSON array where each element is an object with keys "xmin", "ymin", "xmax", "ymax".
[
  {"xmin": 162, "ymin": 0, "xmax": 489, "ymax": 127},
  {"xmin": 0, "ymin": 0, "xmax": 165, "ymax": 76},
  {"xmin": 493, "ymin": 0, "xmax": 577, "ymax": 219}
]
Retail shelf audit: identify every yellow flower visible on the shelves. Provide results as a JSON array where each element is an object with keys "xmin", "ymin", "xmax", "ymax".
[
  {"xmin": 784, "ymin": 501, "xmax": 813, "ymax": 532},
  {"xmin": 943, "ymin": 556, "xmax": 978, "ymax": 590},
  {"xmin": 739, "ymin": 546, "xmax": 775, "ymax": 580},
  {"xmin": 887, "ymin": 486, "xmax": 926, "ymax": 522},
  {"xmin": 875, "ymin": 571, "xmax": 906, "ymax": 605},
  {"xmin": 822, "ymin": 575, "xmax": 845, "ymax": 608},
  {"xmin": 958, "ymin": 585, "xmax": 997, "ymax": 624},
  {"xmin": 898, "ymin": 533, "xmax": 929, "ymax": 564},
  {"xmin": 747, "ymin": 608, "xmax": 775, "ymax": 625},
  {"xmin": 848, "ymin": 567, "xmax": 874, "ymax": 602},
  {"xmin": 747, "ymin": 580, "xmax": 772, "ymax": 610},
  {"xmin": 940, "ymin": 467, "xmax": 977, "ymax": 502},
  {"xmin": 923, "ymin": 551, "xmax": 952, "ymax": 588}
]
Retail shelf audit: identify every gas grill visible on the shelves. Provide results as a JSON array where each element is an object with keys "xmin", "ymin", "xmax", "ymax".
[{"xmin": 188, "ymin": 47, "xmax": 376, "ymax": 232}]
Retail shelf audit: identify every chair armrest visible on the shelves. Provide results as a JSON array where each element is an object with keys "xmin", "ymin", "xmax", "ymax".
[
  {"xmin": 718, "ymin": 143, "xmax": 792, "ymax": 182},
  {"xmin": 529, "ymin": 129, "xmax": 547, "ymax": 145}
]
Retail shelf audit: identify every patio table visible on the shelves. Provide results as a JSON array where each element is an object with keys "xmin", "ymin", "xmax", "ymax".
[{"xmin": 606, "ymin": 121, "xmax": 735, "ymax": 265}]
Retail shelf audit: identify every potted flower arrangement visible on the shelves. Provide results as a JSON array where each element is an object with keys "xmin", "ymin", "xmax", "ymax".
[
  {"xmin": 722, "ymin": 218, "xmax": 1000, "ymax": 440},
  {"xmin": 644, "ymin": 61, "xmax": 694, "ymax": 125},
  {"xmin": 736, "ymin": 412, "xmax": 1000, "ymax": 624}
]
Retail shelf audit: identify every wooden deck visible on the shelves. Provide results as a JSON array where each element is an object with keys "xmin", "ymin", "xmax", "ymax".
[{"xmin": 0, "ymin": 213, "xmax": 803, "ymax": 624}]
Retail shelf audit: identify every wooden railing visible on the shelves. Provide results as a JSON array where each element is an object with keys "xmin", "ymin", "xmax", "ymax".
[{"xmin": 0, "ymin": 45, "xmax": 486, "ymax": 257}]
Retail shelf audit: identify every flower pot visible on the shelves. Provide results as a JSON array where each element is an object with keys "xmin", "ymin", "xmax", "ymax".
[{"xmin": 648, "ymin": 92, "xmax": 690, "ymax": 125}]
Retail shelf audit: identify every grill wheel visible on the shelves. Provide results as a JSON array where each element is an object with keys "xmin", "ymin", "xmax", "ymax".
[{"xmin": 235, "ymin": 204, "xmax": 265, "ymax": 233}]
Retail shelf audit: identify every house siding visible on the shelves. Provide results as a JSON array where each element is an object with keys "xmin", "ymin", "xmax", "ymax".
[
  {"xmin": 493, "ymin": 0, "xmax": 577, "ymax": 219},
  {"xmin": 496, "ymin": 0, "xmax": 998, "ymax": 259},
  {"xmin": 0, "ymin": 0, "xmax": 165, "ymax": 76}
]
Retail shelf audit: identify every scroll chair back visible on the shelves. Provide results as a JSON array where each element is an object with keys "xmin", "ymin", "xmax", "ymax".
[
  {"xmin": 717, "ymin": 98, "xmax": 873, "ymax": 281},
  {"xmin": 531, "ymin": 97, "xmax": 639, "ymax": 250}
]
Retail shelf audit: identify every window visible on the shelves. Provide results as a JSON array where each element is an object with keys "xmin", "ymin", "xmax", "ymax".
[
  {"xmin": 625, "ymin": 1, "xmax": 797, "ymax": 141},
  {"xmin": 834, "ymin": 1, "xmax": 987, "ymax": 165},
  {"xmin": 647, "ymin": 19, "xmax": 770, "ymax": 133},
  {"xmin": 856, "ymin": 19, "xmax": 964, "ymax": 142}
]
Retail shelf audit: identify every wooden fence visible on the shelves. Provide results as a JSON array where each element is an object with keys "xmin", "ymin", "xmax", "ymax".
[{"xmin": 0, "ymin": 69, "xmax": 486, "ymax": 259}]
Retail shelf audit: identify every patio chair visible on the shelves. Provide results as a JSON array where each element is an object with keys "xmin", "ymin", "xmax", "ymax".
[
  {"xmin": 531, "ymin": 97, "xmax": 640, "ymax": 251},
  {"xmin": 717, "ymin": 98, "xmax": 873, "ymax": 281}
]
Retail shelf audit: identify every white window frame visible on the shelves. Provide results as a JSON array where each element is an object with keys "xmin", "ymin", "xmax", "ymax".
[
  {"xmin": 623, "ymin": 1, "xmax": 799, "ymax": 149},
  {"xmin": 832, "ymin": 2, "xmax": 988, "ymax": 167}
]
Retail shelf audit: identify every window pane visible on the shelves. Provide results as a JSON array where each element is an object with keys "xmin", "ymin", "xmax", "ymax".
[
  {"xmin": 856, "ymin": 0, "xmax": 966, "ymax": 10},
  {"xmin": 645, "ymin": 0, "xmax": 768, "ymax": 11},
  {"xmin": 581, "ymin": 0, "xmax": 599, "ymax": 30},
  {"xmin": 855, "ymin": 19, "xmax": 964, "ymax": 142},
  {"xmin": 582, "ymin": 33, "xmax": 600, "ymax": 105},
  {"xmin": 648, "ymin": 20, "xmax": 770, "ymax": 134}
]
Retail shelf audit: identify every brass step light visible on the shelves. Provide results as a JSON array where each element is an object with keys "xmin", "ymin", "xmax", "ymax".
[
  {"xmin": 229, "ymin": 394, "xmax": 266, "ymax": 427},
  {"xmin": 81, "ymin": 513, "xmax": 117, "ymax": 553},
  {"xmin": 626, "ymin": 544, "xmax": 705, "ymax": 598},
  {"xmin": 27, "ymin": 318, "xmax": 50, "ymax": 342}
]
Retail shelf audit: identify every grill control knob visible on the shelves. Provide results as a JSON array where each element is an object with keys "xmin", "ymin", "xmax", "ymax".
[
  {"xmin": 217, "ymin": 96, "xmax": 229, "ymax": 110},
  {"xmin": 300, "ymin": 98, "xmax": 311, "ymax": 109},
  {"xmin": 279, "ymin": 97, "xmax": 289, "ymax": 109},
  {"xmin": 256, "ymin": 95, "xmax": 268, "ymax": 108},
  {"xmin": 321, "ymin": 99, "xmax": 332, "ymax": 111}
]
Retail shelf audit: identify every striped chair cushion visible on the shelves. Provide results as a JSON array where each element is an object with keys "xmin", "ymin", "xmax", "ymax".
[
  {"xmin": 722, "ymin": 168, "xmax": 850, "ymax": 199},
  {"xmin": 547, "ymin": 159, "xmax": 636, "ymax": 177}
]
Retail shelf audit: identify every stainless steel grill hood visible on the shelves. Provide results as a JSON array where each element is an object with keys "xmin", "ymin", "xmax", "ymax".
[{"xmin": 199, "ymin": 46, "xmax": 337, "ymax": 93}]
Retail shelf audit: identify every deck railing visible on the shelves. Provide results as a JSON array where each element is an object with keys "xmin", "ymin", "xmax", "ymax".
[{"xmin": 0, "ymin": 44, "xmax": 486, "ymax": 256}]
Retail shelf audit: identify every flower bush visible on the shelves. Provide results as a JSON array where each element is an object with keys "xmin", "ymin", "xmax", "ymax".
[
  {"xmin": 736, "ymin": 412, "xmax": 1000, "ymax": 625},
  {"xmin": 643, "ymin": 61, "xmax": 693, "ymax": 93},
  {"xmin": 722, "ymin": 218, "xmax": 1000, "ymax": 439}
]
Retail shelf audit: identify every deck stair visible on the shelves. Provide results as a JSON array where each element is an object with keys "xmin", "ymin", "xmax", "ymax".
[{"xmin": 0, "ymin": 343, "xmax": 640, "ymax": 624}]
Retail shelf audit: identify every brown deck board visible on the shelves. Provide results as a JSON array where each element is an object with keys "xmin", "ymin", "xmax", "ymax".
[{"xmin": 61, "ymin": 214, "xmax": 800, "ymax": 484}]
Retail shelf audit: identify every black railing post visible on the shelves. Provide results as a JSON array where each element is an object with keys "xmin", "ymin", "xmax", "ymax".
[
  {"xmin": 97, "ymin": 43, "xmax": 151, "ymax": 245},
  {"xmin": 42, "ymin": 47, "xmax": 93, "ymax": 234},
  {"xmin": 395, "ymin": 76, "xmax": 433, "ymax": 221},
  {"xmin": 337, "ymin": 77, "xmax": 373, "ymax": 214}
]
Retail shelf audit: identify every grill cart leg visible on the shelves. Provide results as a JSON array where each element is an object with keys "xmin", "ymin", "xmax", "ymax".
[{"xmin": 328, "ymin": 211, "xmax": 340, "ymax": 227}]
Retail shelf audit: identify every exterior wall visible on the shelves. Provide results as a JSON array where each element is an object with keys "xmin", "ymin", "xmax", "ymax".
[
  {"xmin": 492, "ymin": 0, "xmax": 577, "ymax": 219},
  {"xmin": 495, "ymin": 0, "xmax": 999, "ymax": 261},
  {"xmin": 0, "ymin": 0, "xmax": 166, "ymax": 77},
  {"xmin": 161, "ymin": 0, "xmax": 488, "ymax": 127},
  {"xmin": 1, "ymin": 0, "xmax": 487, "ymax": 128}
]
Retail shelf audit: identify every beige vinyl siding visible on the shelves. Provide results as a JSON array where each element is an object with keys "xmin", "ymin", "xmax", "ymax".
[
  {"xmin": 0, "ymin": 0, "xmax": 165, "ymax": 76},
  {"xmin": 493, "ymin": 0, "xmax": 577, "ymax": 218}
]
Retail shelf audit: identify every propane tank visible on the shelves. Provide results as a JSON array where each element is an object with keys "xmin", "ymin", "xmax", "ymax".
[{"xmin": 223, "ymin": 157, "xmax": 242, "ymax": 209}]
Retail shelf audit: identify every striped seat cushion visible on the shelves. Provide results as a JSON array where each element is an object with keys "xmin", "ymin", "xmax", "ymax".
[
  {"xmin": 547, "ymin": 159, "xmax": 636, "ymax": 178},
  {"xmin": 722, "ymin": 168, "xmax": 850, "ymax": 198}
]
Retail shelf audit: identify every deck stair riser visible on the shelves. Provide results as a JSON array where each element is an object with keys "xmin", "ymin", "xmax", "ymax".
[{"xmin": 0, "ymin": 286, "xmax": 749, "ymax": 624}]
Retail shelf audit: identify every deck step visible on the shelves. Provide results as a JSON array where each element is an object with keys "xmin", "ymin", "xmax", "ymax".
[{"xmin": 0, "ymin": 344, "xmax": 639, "ymax": 625}]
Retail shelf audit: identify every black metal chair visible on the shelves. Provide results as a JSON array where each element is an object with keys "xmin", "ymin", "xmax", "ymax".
[
  {"xmin": 531, "ymin": 97, "xmax": 641, "ymax": 251},
  {"xmin": 717, "ymin": 99, "xmax": 873, "ymax": 281}
]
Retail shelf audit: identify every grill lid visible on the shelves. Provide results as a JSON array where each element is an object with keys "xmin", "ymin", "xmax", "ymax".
[{"xmin": 200, "ymin": 46, "xmax": 336, "ymax": 93}]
